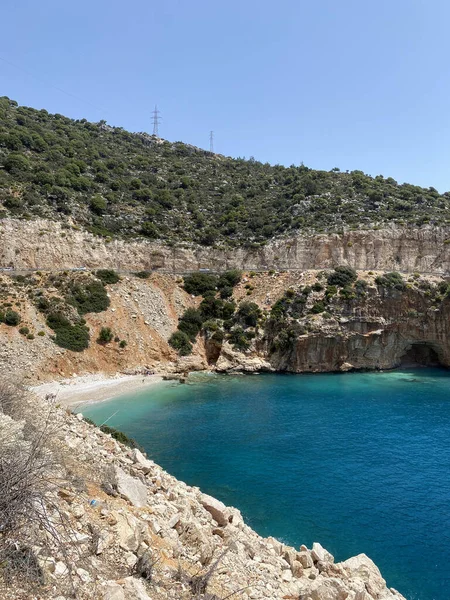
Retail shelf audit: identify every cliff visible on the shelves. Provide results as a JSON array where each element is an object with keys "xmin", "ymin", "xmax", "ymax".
[{"xmin": 1, "ymin": 218, "xmax": 450, "ymax": 273}]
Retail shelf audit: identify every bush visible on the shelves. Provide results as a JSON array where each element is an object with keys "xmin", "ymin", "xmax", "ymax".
[
  {"xmin": 119, "ymin": 340, "xmax": 127, "ymax": 348},
  {"xmin": 69, "ymin": 280, "xmax": 110, "ymax": 314},
  {"xmin": 183, "ymin": 272, "xmax": 218, "ymax": 296},
  {"xmin": 18, "ymin": 327, "xmax": 29, "ymax": 336},
  {"xmin": 97, "ymin": 327, "xmax": 113, "ymax": 344},
  {"xmin": 3, "ymin": 310, "xmax": 20, "ymax": 326},
  {"xmin": 235, "ymin": 302, "xmax": 261, "ymax": 328},
  {"xmin": 178, "ymin": 308, "xmax": 204, "ymax": 341},
  {"xmin": 95, "ymin": 269, "xmax": 120, "ymax": 284},
  {"xmin": 218, "ymin": 269, "xmax": 242, "ymax": 289},
  {"xmin": 135, "ymin": 271, "xmax": 150, "ymax": 279},
  {"xmin": 46, "ymin": 312, "xmax": 90, "ymax": 351},
  {"xmin": 168, "ymin": 330, "xmax": 193, "ymax": 355},
  {"xmin": 310, "ymin": 301, "xmax": 325, "ymax": 314},
  {"xmin": 99, "ymin": 425, "xmax": 142, "ymax": 450},
  {"xmin": 90, "ymin": 194, "xmax": 107, "ymax": 215},
  {"xmin": 327, "ymin": 266, "xmax": 357, "ymax": 287},
  {"xmin": 219, "ymin": 285, "xmax": 233, "ymax": 299},
  {"xmin": 375, "ymin": 272, "xmax": 405, "ymax": 290},
  {"xmin": 228, "ymin": 327, "xmax": 251, "ymax": 351}
]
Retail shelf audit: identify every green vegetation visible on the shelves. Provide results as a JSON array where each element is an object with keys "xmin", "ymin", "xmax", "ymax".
[
  {"xmin": 2, "ymin": 97, "xmax": 449, "ymax": 247},
  {"xmin": 327, "ymin": 266, "xmax": 357, "ymax": 287},
  {"xmin": 97, "ymin": 326, "xmax": 113, "ymax": 344},
  {"xmin": 46, "ymin": 312, "xmax": 89, "ymax": 352},
  {"xmin": 68, "ymin": 280, "xmax": 110, "ymax": 314},
  {"xmin": 95, "ymin": 269, "xmax": 120, "ymax": 285},
  {"xmin": 168, "ymin": 330, "xmax": 193, "ymax": 356},
  {"xmin": 375, "ymin": 272, "xmax": 405, "ymax": 290},
  {"xmin": 2, "ymin": 309, "xmax": 20, "ymax": 326}
]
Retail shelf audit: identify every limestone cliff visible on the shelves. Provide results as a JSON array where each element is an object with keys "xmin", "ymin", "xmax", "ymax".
[{"xmin": 2, "ymin": 218, "xmax": 450, "ymax": 273}]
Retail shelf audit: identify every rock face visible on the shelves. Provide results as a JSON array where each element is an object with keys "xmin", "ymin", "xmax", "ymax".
[
  {"xmin": 265, "ymin": 284, "xmax": 450, "ymax": 373},
  {"xmin": 1, "ymin": 218, "xmax": 450, "ymax": 273}
]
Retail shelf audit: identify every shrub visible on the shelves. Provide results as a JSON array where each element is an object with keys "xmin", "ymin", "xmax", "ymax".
[
  {"xmin": 218, "ymin": 269, "xmax": 242, "ymax": 289},
  {"xmin": 310, "ymin": 301, "xmax": 325, "ymax": 314},
  {"xmin": 96, "ymin": 269, "xmax": 120, "ymax": 284},
  {"xmin": 119, "ymin": 340, "xmax": 127, "ymax": 348},
  {"xmin": 46, "ymin": 312, "xmax": 89, "ymax": 351},
  {"xmin": 99, "ymin": 425, "xmax": 142, "ymax": 450},
  {"xmin": 90, "ymin": 194, "xmax": 107, "ymax": 215},
  {"xmin": 135, "ymin": 271, "xmax": 150, "ymax": 279},
  {"xmin": 97, "ymin": 327, "xmax": 113, "ymax": 344},
  {"xmin": 219, "ymin": 285, "xmax": 233, "ymax": 299},
  {"xmin": 327, "ymin": 266, "xmax": 357, "ymax": 287},
  {"xmin": 37, "ymin": 331, "xmax": 45, "ymax": 336},
  {"xmin": 19, "ymin": 327, "xmax": 29, "ymax": 336},
  {"xmin": 168, "ymin": 330, "xmax": 193, "ymax": 355},
  {"xmin": 183, "ymin": 272, "xmax": 218, "ymax": 296},
  {"xmin": 235, "ymin": 302, "xmax": 261, "ymax": 328},
  {"xmin": 26, "ymin": 334, "xmax": 34, "ymax": 340},
  {"xmin": 178, "ymin": 308, "xmax": 204, "ymax": 341},
  {"xmin": 375, "ymin": 272, "xmax": 405, "ymax": 290},
  {"xmin": 3, "ymin": 310, "xmax": 20, "ymax": 326},
  {"xmin": 228, "ymin": 327, "xmax": 251, "ymax": 351},
  {"xmin": 69, "ymin": 280, "xmax": 110, "ymax": 314}
]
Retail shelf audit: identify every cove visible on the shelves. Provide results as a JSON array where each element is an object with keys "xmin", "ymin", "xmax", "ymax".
[{"xmin": 81, "ymin": 369, "xmax": 450, "ymax": 600}]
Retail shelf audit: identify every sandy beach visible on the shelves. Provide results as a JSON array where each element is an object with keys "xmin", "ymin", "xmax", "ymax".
[{"xmin": 30, "ymin": 373, "xmax": 164, "ymax": 409}]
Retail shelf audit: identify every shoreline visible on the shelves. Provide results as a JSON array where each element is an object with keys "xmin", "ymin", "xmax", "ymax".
[{"xmin": 30, "ymin": 372, "xmax": 165, "ymax": 409}]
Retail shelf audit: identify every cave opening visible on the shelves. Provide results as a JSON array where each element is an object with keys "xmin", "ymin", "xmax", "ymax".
[{"xmin": 399, "ymin": 343, "xmax": 441, "ymax": 367}]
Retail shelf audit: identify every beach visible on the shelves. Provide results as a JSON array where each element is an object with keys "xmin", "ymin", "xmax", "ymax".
[{"xmin": 30, "ymin": 373, "xmax": 164, "ymax": 409}]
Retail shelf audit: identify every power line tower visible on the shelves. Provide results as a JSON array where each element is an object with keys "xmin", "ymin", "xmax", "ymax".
[
  {"xmin": 209, "ymin": 130, "xmax": 214, "ymax": 153},
  {"xmin": 152, "ymin": 105, "xmax": 161, "ymax": 137}
]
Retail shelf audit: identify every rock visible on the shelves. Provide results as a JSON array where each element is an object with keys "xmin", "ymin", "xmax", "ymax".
[
  {"xmin": 131, "ymin": 448, "xmax": 154, "ymax": 474},
  {"xmin": 54, "ymin": 561, "xmax": 68, "ymax": 577},
  {"xmin": 340, "ymin": 553, "xmax": 389, "ymax": 597},
  {"xmin": 113, "ymin": 466, "xmax": 148, "ymax": 507},
  {"xmin": 72, "ymin": 503, "xmax": 85, "ymax": 519},
  {"xmin": 200, "ymin": 493, "xmax": 230, "ymax": 526},
  {"xmin": 123, "ymin": 577, "xmax": 152, "ymax": 600},
  {"xmin": 115, "ymin": 512, "xmax": 143, "ymax": 552},
  {"xmin": 103, "ymin": 582, "xmax": 125, "ymax": 600},
  {"xmin": 311, "ymin": 542, "xmax": 334, "ymax": 564},
  {"xmin": 76, "ymin": 567, "xmax": 91, "ymax": 583},
  {"xmin": 298, "ymin": 550, "xmax": 314, "ymax": 568},
  {"xmin": 291, "ymin": 560, "xmax": 304, "ymax": 578},
  {"xmin": 96, "ymin": 529, "xmax": 113, "ymax": 554}
]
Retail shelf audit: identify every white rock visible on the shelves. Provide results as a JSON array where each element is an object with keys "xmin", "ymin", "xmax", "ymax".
[
  {"xmin": 132, "ymin": 448, "xmax": 154, "ymax": 474},
  {"xmin": 76, "ymin": 567, "xmax": 91, "ymax": 583},
  {"xmin": 200, "ymin": 493, "xmax": 230, "ymax": 526},
  {"xmin": 102, "ymin": 582, "xmax": 125, "ymax": 600},
  {"xmin": 113, "ymin": 466, "xmax": 148, "ymax": 507},
  {"xmin": 123, "ymin": 577, "xmax": 152, "ymax": 600},
  {"xmin": 311, "ymin": 542, "xmax": 334, "ymax": 564},
  {"xmin": 54, "ymin": 561, "xmax": 68, "ymax": 577}
]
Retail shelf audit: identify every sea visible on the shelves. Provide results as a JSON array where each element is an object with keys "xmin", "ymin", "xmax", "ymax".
[{"xmin": 81, "ymin": 368, "xmax": 450, "ymax": 600}]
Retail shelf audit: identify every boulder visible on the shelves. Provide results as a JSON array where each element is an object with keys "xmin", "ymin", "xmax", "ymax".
[
  {"xmin": 103, "ymin": 582, "xmax": 125, "ymax": 600},
  {"xmin": 113, "ymin": 466, "xmax": 147, "ymax": 507},
  {"xmin": 200, "ymin": 493, "xmax": 230, "ymax": 526},
  {"xmin": 131, "ymin": 449, "xmax": 154, "ymax": 474},
  {"xmin": 123, "ymin": 576, "xmax": 152, "ymax": 600},
  {"xmin": 311, "ymin": 542, "xmax": 334, "ymax": 564}
]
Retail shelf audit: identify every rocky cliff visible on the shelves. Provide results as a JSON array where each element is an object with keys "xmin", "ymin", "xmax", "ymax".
[{"xmin": 2, "ymin": 218, "xmax": 450, "ymax": 273}]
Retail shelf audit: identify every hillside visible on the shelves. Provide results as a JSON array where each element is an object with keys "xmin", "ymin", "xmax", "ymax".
[{"xmin": 1, "ymin": 96, "xmax": 450, "ymax": 249}]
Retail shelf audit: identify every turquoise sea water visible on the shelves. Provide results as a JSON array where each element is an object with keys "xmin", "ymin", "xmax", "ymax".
[{"xmin": 81, "ymin": 369, "xmax": 450, "ymax": 600}]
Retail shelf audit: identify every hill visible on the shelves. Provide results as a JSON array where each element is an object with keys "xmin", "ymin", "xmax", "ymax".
[{"xmin": 1, "ymin": 96, "xmax": 449, "ymax": 248}]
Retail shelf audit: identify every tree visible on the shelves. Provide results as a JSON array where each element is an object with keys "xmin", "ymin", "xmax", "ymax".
[
  {"xmin": 90, "ymin": 195, "xmax": 107, "ymax": 215},
  {"xmin": 168, "ymin": 331, "xmax": 192, "ymax": 356},
  {"xmin": 4, "ymin": 153, "xmax": 29, "ymax": 175}
]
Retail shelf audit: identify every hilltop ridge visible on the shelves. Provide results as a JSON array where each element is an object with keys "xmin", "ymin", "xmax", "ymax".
[{"xmin": 1, "ymin": 96, "xmax": 450, "ymax": 249}]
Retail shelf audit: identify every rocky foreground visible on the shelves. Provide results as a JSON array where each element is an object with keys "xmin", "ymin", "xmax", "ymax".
[{"xmin": 1, "ymin": 393, "xmax": 405, "ymax": 600}]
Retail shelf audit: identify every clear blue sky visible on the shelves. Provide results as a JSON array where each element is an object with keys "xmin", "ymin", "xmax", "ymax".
[{"xmin": 2, "ymin": 0, "xmax": 450, "ymax": 191}]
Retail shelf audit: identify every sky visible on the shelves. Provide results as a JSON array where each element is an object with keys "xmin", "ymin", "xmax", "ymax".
[{"xmin": 1, "ymin": 0, "xmax": 450, "ymax": 191}]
